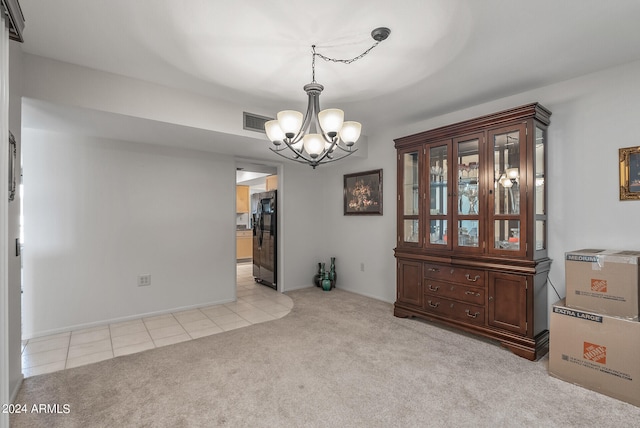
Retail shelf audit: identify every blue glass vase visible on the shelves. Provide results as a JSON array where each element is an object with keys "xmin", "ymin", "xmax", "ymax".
[
  {"xmin": 313, "ymin": 262, "xmax": 322, "ymax": 287},
  {"xmin": 322, "ymin": 271, "xmax": 331, "ymax": 291}
]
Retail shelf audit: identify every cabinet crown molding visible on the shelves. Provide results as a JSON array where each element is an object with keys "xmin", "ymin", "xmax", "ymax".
[{"xmin": 394, "ymin": 103, "xmax": 551, "ymax": 149}]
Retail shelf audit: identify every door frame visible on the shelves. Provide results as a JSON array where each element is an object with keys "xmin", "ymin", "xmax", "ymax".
[{"xmin": 234, "ymin": 159, "xmax": 283, "ymax": 292}]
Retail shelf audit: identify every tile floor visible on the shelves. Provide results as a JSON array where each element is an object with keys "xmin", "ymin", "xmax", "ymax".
[{"xmin": 21, "ymin": 262, "xmax": 292, "ymax": 378}]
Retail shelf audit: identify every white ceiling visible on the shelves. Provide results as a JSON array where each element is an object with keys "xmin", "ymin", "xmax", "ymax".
[{"xmin": 17, "ymin": 0, "xmax": 640, "ymax": 157}]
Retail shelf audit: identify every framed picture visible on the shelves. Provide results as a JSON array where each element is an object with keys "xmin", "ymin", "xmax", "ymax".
[
  {"xmin": 343, "ymin": 169, "xmax": 383, "ymax": 215},
  {"xmin": 619, "ymin": 146, "xmax": 640, "ymax": 201}
]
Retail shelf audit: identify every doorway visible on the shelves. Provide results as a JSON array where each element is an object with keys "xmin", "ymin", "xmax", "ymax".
[{"xmin": 235, "ymin": 161, "xmax": 278, "ymax": 291}]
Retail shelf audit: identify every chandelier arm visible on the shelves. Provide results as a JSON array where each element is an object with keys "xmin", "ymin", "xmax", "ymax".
[
  {"xmin": 271, "ymin": 147, "xmax": 324, "ymax": 169},
  {"xmin": 319, "ymin": 125, "xmax": 337, "ymax": 146},
  {"xmin": 311, "ymin": 91, "xmax": 325, "ymax": 136},
  {"xmin": 271, "ymin": 143, "xmax": 302, "ymax": 159},
  {"xmin": 275, "ymin": 136, "xmax": 319, "ymax": 164},
  {"xmin": 318, "ymin": 149, "xmax": 357, "ymax": 164},
  {"xmin": 270, "ymin": 142, "xmax": 358, "ymax": 167},
  {"xmin": 310, "ymin": 89, "xmax": 341, "ymax": 158},
  {"xmin": 269, "ymin": 147, "xmax": 313, "ymax": 164},
  {"xmin": 317, "ymin": 142, "xmax": 357, "ymax": 164},
  {"xmin": 289, "ymin": 91, "xmax": 316, "ymax": 145},
  {"xmin": 312, "ymin": 145, "xmax": 334, "ymax": 164},
  {"xmin": 331, "ymin": 144, "xmax": 358, "ymax": 154},
  {"xmin": 314, "ymin": 136, "xmax": 341, "ymax": 164}
]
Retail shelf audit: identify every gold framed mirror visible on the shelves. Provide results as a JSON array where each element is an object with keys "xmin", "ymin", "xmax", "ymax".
[{"xmin": 619, "ymin": 145, "xmax": 640, "ymax": 201}]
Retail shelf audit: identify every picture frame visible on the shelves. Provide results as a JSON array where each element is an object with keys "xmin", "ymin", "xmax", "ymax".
[
  {"xmin": 619, "ymin": 146, "xmax": 640, "ymax": 201},
  {"xmin": 8, "ymin": 131, "xmax": 16, "ymax": 202},
  {"xmin": 343, "ymin": 169, "xmax": 383, "ymax": 215}
]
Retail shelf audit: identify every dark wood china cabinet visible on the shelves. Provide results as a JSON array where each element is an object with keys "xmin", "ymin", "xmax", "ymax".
[{"xmin": 394, "ymin": 103, "xmax": 551, "ymax": 360}]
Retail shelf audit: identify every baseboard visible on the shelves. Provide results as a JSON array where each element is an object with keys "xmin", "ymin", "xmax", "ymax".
[
  {"xmin": 22, "ymin": 298, "xmax": 237, "ymax": 340},
  {"xmin": 334, "ymin": 286, "xmax": 395, "ymax": 304},
  {"xmin": 282, "ymin": 284, "xmax": 315, "ymax": 292}
]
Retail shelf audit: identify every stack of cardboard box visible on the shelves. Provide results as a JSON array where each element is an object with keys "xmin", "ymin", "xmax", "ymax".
[{"xmin": 549, "ymin": 249, "xmax": 640, "ymax": 407}]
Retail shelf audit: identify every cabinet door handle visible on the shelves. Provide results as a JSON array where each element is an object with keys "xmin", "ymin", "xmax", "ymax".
[
  {"xmin": 427, "ymin": 300, "xmax": 439, "ymax": 308},
  {"xmin": 465, "ymin": 309, "xmax": 480, "ymax": 318},
  {"xmin": 465, "ymin": 274, "xmax": 480, "ymax": 282},
  {"xmin": 428, "ymin": 284, "xmax": 439, "ymax": 292},
  {"xmin": 428, "ymin": 267, "xmax": 440, "ymax": 272},
  {"xmin": 465, "ymin": 290, "xmax": 480, "ymax": 297}
]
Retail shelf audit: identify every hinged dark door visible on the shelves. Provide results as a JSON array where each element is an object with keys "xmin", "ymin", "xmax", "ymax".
[{"xmin": 488, "ymin": 271, "xmax": 527, "ymax": 335}]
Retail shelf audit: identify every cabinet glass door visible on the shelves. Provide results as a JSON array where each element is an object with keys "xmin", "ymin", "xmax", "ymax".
[
  {"xmin": 400, "ymin": 150, "xmax": 420, "ymax": 245},
  {"xmin": 490, "ymin": 125, "xmax": 526, "ymax": 254},
  {"xmin": 454, "ymin": 136, "xmax": 481, "ymax": 250},
  {"xmin": 534, "ymin": 125, "xmax": 547, "ymax": 252},
  {"xmin": 427, "ymin": 144, "xmax": 449, "ymax": 247}
]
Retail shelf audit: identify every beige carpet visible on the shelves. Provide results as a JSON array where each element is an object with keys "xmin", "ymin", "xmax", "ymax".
[{"xmin": 11, "ymin": 287, "xmax": 640, "ymax": 427}]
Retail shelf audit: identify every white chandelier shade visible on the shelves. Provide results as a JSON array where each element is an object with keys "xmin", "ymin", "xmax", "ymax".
[
  {"xmin": 339, "ymin": 121, "xmax": 362, "ymax": 146},
  {"xmin": 264, "ymin": 120, "xmax": 285, "ymax": 141},
  {"xmin": 317, "ymin": 108, "xmax": 344, "ymax": 136},
  {"xmin": 302, "ymin": 134, "xmax": 325, "ymax": 158},
  {"xmin": 275, "ymin": 110, "xmax": 303, "ymax": 136}
]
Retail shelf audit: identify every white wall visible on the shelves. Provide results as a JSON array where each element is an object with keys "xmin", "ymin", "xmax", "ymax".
[
  {"xmin": 321, "ymin": 154, "xmax": 396, "ymax": 302},
  {"xmin": 324, "ymin": 60, "xmax": 640, "ymax": 313},
  {"xmin": 20, "ymin": 131, "xmax": 328, "ymax": 336},
  {"xmin": 22, "ymin": 131, "xmax": 237, "ymax": 337},
  {"xmin": 279, "ymin": 162, "xmax": 328, "ymax": 291},
  {"xmin": 21, "ymin": 54, "xmax": 251, "ymax": 140}
]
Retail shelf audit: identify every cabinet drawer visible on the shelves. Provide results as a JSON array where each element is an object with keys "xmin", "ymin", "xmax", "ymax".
[
  {"xmin": 424, "ymin": 263, "xmax": 485, "ymax": 286},
  {"xmin": 424, "ymin": 296, "xmax": 485, "ymax": 326},
  {"xmin": 237, "ymin": 231, "xmax": 252, "ymax": 238},
  {"xmin": 424, "ymin": 279, "xmax": 485, "ymax": 306}
]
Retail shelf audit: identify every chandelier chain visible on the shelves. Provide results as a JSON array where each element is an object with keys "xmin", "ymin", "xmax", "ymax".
[{"xmin": 311, "ymin": 41, "xmax": 382, "ymax": 83}]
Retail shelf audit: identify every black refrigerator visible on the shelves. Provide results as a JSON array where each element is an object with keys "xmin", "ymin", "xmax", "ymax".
[{"xmin": 252, "ymin": 190, "xmax": 277, "ymax": 289}]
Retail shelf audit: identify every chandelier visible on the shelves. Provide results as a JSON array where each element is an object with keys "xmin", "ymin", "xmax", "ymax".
[{"xmin": 265, "ymin": 27, "xmax": 391, "ymax": 169}]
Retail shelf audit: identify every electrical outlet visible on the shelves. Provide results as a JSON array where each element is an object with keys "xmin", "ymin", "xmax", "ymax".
[
  {"xmin": 138, "ymin": 274, "xmax": 151, "ymax": 287},
  {"xmin": 360, "ymin": 263, "xmax": 365, "ymax": 272}
]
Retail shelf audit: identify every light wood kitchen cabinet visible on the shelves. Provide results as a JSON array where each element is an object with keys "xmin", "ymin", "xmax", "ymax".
[
  {"xmin": 236, "ymin": 230, "xmax": 252, "ymax": 260},
  {"xmin": 236, "ymin": 185, "xmax": 250, "ymax": 213},
  {"xmin": 394, "ymin": 103, "xmax": 552, "ymax": 361},
  {"xmin": 265, "ymin": 175, "xmax": 278, "ymax": 191}
]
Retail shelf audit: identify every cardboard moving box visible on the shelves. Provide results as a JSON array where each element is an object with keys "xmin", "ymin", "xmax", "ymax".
[
  {"xmin": 549, "ymin": 300, "xmax": 640, "ymax": 407},
  {"xmin": 565, "ymin": 249, "xmax": 640, "ymax": 319}
]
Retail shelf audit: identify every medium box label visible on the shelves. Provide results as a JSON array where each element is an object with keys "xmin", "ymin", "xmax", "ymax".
[{"xmin": 566, "ymin": 254, "xmax": 600, "ymax": 262}]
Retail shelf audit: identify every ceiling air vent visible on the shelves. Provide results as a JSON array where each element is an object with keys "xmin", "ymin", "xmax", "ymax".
[{"xmin": 243, "ymin": 112, "xmax": 273, "ymax": 134}]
